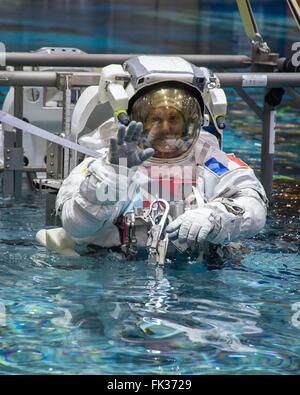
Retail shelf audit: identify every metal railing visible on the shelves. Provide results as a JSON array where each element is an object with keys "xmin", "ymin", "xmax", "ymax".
[
  {"xmin": 1, "ymin": 52, "xmax": 253, "ymax": 68},
  {"xmin": 0, "ymin": 70, "xmax": 300, "ymax": 88}
]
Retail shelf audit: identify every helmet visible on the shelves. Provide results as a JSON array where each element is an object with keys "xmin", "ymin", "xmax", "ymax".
[
  {"xmin": 96, "ymin": 56, "xmax": 226, "ymax": 156},
  {"xmin": 129, "ymin": 82, "xmax": 203, "ymax": 160}
]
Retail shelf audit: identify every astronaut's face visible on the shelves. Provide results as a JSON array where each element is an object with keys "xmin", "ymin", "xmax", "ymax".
[
  {"xmin": 144, "ymin": 106, "xmax": 185, "ymax": 158},
  {"xmin": 131, "ymin": 85, "xmax": 202, "ymax": 160}
]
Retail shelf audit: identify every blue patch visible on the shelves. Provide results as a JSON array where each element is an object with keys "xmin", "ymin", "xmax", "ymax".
[
  {"xmin": 87, "ymin": 159, "xmax": 96, "ymax": 169},
  {"xmin": 204, "ymin": 157, "xmax": 229, "ymax": 176}
]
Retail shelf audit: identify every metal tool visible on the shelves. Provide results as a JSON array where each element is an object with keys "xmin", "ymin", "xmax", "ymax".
[
  {"xmin": 121, "ymin": 211, "xmax": 138, "ymax": 260},
  {"xmin": 146, "ymin": 199, "xmax": 170, "ymax": 265}
]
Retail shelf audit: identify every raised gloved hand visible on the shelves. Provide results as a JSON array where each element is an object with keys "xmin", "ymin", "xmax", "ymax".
[
  {"xmin": 165, "ymin": 207, "xmax": 217, "ymax": 246},
  {"xmin": 108, "ymin": 121, "xmax": 154, "ymax": 168}
]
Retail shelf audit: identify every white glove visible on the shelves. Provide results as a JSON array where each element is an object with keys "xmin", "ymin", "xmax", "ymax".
[{"xmin": 165, "ymin": 207, "xmax": 217, "ymax": 246}]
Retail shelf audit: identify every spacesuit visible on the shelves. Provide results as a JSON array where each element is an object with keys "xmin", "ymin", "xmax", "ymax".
[{"xmin": 38, "ymin": 56, "xmax": 268, "ymax": 262}]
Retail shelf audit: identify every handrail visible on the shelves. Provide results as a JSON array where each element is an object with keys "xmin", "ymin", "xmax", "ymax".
[
  {"xmin": 0, "ymin": 52, "xmax": 252, "ymax": 68},
  {"xmin": 0, "ymin": 71, "xmax": 299, "ymax": 88}
]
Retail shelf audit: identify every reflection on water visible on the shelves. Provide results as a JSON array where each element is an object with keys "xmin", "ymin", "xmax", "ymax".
[{"xmin": 0, "ymin": 0, "xmax": 299, "ymax": 375}]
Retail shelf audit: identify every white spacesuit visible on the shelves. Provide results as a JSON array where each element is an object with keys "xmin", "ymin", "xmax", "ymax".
[{"xmin": 37, "ymin": 56, "xmax": 268, "ymax": 263}]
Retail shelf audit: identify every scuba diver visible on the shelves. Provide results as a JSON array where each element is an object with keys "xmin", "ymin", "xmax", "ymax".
[{"xmin": 36, "ymin": 56, "xmax": 268, "ymax": 264}]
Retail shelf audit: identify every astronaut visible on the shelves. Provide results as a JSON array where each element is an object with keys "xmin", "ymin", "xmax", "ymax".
[{"xmin": 37, "ymin": 56, "xmax": 268, "ymax": 263}]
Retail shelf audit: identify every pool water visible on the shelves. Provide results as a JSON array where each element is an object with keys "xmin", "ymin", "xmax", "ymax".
[
  {"xmin": 0, "ymin": 0, "xmax": 299, "ymax": 375},
  {"xmin": 0, "ymin": 183, "xmax": 299, "ymax": 375}
]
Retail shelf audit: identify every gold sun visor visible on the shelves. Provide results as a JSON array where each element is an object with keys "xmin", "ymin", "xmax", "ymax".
[{"xmin": 130, "ymin": 86, "xmax": 203, "ymax": 160}]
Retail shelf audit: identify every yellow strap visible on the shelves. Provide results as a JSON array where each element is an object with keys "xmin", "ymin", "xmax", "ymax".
[
  {"xmin": 114, "ymin": 109, "xmax": 128, "ymax": 117},
  {"xmin": 236, "ymin": 0, "xmax": 259, "ymax": 40},
  {"xmin": 82, "ymin": 158, "xmax": 96, "ymax": 174},
  {"xmin": 287, "ymin": 0, "xmax": 300, "ymax": 30},
  {"xmin": 213, "ymin": 113, "xmax": 225, "ymax": 119}
]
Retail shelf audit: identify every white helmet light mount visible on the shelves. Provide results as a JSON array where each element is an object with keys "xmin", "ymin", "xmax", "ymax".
[
  {"xmin": 98, "ymin": 64, "xmax": 131, "ymax": 125},
  {"xmin": 97, "ymin": 56, "xmax": 227, "ymax": 135}
]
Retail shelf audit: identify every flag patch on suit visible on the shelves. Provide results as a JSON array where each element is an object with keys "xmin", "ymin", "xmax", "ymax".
[
  {"xmin": 205, "ymin": 154, "xmax": 249, "ymax": 177},
  {"xmin": 226, "ymin": 153, "xmax": 249, "ymax": 167},
  {"xmin": 204, "ymin": 157, "xmax": 229, "ymax": 176}
]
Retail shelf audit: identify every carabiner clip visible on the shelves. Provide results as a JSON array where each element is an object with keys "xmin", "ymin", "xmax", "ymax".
[{"xmin": 147, "ymin": 199, "xmax": 170, "ymax": 265}]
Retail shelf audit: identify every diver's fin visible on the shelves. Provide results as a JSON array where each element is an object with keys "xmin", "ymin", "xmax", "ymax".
[{"xmin": 36, "ymin": 228, "xmax": 80, "ymax": 257}]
